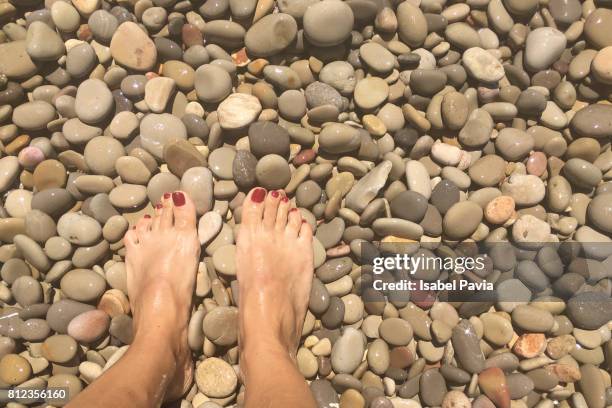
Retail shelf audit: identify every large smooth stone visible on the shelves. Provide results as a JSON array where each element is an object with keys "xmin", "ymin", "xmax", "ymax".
[
  {"xmin": 331, "ymin": 327, "xmax": 364, "ymax": 374},
  {"xmin": 140, "ymin": 113, "xmax": 188, "ymax": 159},
  {"xmin": 244, "ymin": 13, "xmax": 297, "ymax": 57},
  {"xmin": 26, "ymin": 21, "xmax": 65, "ymax": 61},
  {"xmin": 180, "ymin": 167, "xmax": 214, "ymax": 215},
  {"xmin": 12, "ymin": 101, "xmax": 56, "ymax": 131},
  {"xmin": 110, "ymin": 22, "xmax": 157, "ymax": 71},
  {"xmin": 303, "ymin": 0, "xmax": 354, "ymax": 47},
  {"xmin": 524, "ymin": 27, "xmax": 567, "ymax": 72},
  {"xmin": 75, "ymin": 79, "xmax": 114, "ymax": 124}
]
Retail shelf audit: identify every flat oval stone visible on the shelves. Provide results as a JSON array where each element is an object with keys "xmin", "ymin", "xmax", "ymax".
[
  {"xmin": 46, "ymin": 299, "xmax": 95, "ymax": 333},
  {"xmin": 75, "ymin": 79, "xmax": 114, "ymax": 124},
  {"xmin": 195, "ymin": 64, "xmax": 232, "ymax": 103},
  {"xmin": 319, "ymin": 123, "xmax": 361, "ymax": 154},
  {"xmin": 217, "ymin": 93, "xmax": 262, "ymax": 130},
  {"xmin": 202, "ymin": 306, "xmax": 238, "ymax": 346},
  {"xmin": 42, "ymin": 334, "xmax": 78, "ymax": 363},
  {"xmin": 451, "ymin": 320, "xmax": 485, "ymax": 374},
  {"xmin": 331, "ymin": 327, "xmax": 364, "ymax": 374},
  {"xmin": 84, "ymin": 136, "xmax": 125, "ymax": 177},
  {"xmin": 303, "ymin": 0, "xmax": 354, "ymax": 47},
  {"xmin": 57, "ymin": 213, "xmax": 102, "ymax": 246},
  {"xmin": 248, "ymin": 121, "xmax": 290, "ymax": 158},
  {"xmin": 67, "ymin": 309, "xmax": 110, "ymax": 343},
  {"xmin": 397, "ymin": 2, "xmax": 427, "ymax": 47},
  {"xmin": 463, "ymin": 47, "xmax": 504, "ymax": 83},
  {"xmin": 180, "ymin": 167, "xmax": 214, "ymax": 215},
  {"xmin": 140, "ymin": 113, "xmax": 188, "ymax": 159},
  {"xmin": 584, "ymin": 8, "xmax": 612, "ymax": 50},
  {"xmin": 354, "ymin": 77, "xmax": 389, "ymax": 110},
  {"xmin": 359, "ymin": 43, "xmax": 395, "ymax": 74},
  {"xmin": 524, "ymin": 28, "xmax": 567, "ymax": 72},
  {"xmin": 195, "ymin": 357, "xmax": 237, "ymax": 398},
  {"xmin": 60, "ymin": 269, "xmax": 106, "ymax": 302},
  {"xmin": 443, "ymin": 201, "xmax": 483, "ymax": 240},
  {"xmin": 379, "ymin": 318, "xmax": 413, "ymax": 346},
  {"xmin": 571, "ymin": 104, "xmax": 612, "ymax": 139},
  {"xmin": 245, "ymin": 13, "xmax": 297, "ymax": 57},
  {"xmin": 110, "ymin": 22, "xmax": 157, "ymax": 71},
  {"xmin": 26, "ymin": 21, "xmax": 65, "ymax": 61},
  {"xmin": 109, "ymin": 184, "xmax": 147, "ymax": 208},
  {"xmin": 12, "ymin": 101, "xmax": 56, "ymax": 131}
]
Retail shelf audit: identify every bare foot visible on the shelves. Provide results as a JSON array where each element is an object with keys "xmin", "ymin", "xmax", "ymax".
[
  {"xmin": 236, "ymin": 188, "xmax": 314, "ymax": 365},
  {"xmin": 123, "ymin": 191, "xmax": 200, "ymax": 401}
]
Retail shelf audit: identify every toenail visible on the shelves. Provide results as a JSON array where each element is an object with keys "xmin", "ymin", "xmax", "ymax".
[
  {"xmin": 144, "ymin": 214, "xmax": 151, "ymax": 218},
  {"xmin": 155, "ymin": 204, "xmax": 162, "ymax": 209},
  {"xmin": 271, "ymin": 190, "xmax": 279, "ymax": 198},
  {"xmin": 251, "ymin": 188, "xmax": 266, "ymax": 202},
  {"xmin": 172, "ymin": 191, "xmax": 186, "ymax": 206},
  {"xmin": 281, "ymin": 197, "xmax": 289, "ymax": 203},
  {"xmin": 163, "ymin": 192, "xmax": 171, "ymax": 199},
  {"xmin": 290, "ymin": 208, "xmax": 297, "ymax": 212}
]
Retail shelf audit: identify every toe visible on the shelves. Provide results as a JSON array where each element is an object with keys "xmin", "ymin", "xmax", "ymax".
[
  {"xmin": 172, "ymin": 191, "xmax": 197, "ymax": 230},
  {"xmin": 275, "ymin": 195, "xmax": 290, "ymax": 231},
  {"xmin": 240, "ymin": 187, "xmax": 266, "ymax": 226},
  {"xmin": 298, "ymin": 220, "xmax": 313, "ymax": 242},
  {"xmin": 136, "ymin": 215, "xmax": 152, "ymax": 238},
  {"xmin": 286, "ymin": 207, "xmax": 302, "ymax": 237},
  {"xmin": 124, "ymin": 229, "xmax": 138, "ymax": 248},
  {"xmin": 160, "ymin": 192, "xmax": 174, "ymax": 229},
  {"xmin": 152, "ymin": 203, "xmax": 163, "ymax": 230},
  {"xmin": 263, "ymin": 190, "xmax": 281, "ymax": 228}
]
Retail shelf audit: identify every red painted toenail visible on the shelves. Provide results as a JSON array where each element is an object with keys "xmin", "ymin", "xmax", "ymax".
[
  {"xmin": 163, "ymin": 192, "xmax": 171, "ymax": 199},
  {"xmin": 144, "ymin": 214, "xmax": 151, "ymax": 218},
  {"xmin": 281, "ymin": 197, "xmax": 288, "ymax": 203},
  {"xmin": 271, "ymin": 190, "xmax": 279, "ymax": 198},
  {"xmin": 290, "ymin": 208, "xmax": 297, "ymax": 212},
  {"xmin": 251, "ymin": 188, "xmax": 266, "ymax": 203},
  {"xmin": 172, "ymin": 192, "xmax": 185, "ymax": 206}
]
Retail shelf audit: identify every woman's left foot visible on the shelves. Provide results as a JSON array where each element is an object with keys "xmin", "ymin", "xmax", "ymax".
[{"xmin": 124, "ymin": 191, "xmax": 200, "ymax": 400}]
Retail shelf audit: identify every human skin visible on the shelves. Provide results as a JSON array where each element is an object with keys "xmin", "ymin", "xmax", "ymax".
[{"xmin": 67, "ymin": 188, "xmax": 316, "ymax": 408}]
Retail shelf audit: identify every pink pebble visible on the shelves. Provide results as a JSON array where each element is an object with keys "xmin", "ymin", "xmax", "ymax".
[
  {"xmin": 17, "ymin": 146, "xmax": 44, "ymax": 168},
  {"xmin": 526, "ymin": 151, "xmax": 547, "ymax": 177},
  {"xmin": 67, "ymin": 309, "xmax": 110, "ymax": 343}
]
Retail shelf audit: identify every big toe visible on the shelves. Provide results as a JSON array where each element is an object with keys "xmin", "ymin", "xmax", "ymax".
[
  {"xmin": 171, "ymin": 191, "xmax": 196, "ymax": 230},
  {"xmin": 241, "ymin": 187, "xmax": 266, "ymax": 226}
]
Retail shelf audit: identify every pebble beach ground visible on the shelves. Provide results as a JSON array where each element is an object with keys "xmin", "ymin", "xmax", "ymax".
[{"xmin": 0, "ymin": 0, "xmax": 611, "ymax": 406}]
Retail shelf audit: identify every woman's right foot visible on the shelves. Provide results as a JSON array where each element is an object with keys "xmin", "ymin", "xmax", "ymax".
[{"xmin": 236, "ymin": 188, "xmax": 314, "ymax": 362}]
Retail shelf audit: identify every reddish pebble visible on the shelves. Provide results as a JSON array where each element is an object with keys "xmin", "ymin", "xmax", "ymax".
[
  {"xmin": 478, "ymin": 367, "xmax": 510, "ymax": 408},
  {"xmin": 546, "ymin": 363, "xmax": 581, "ymax": 382},
  {"xmin": 182, "ymin": 24, "xmax": 203, "ymax": 47},
  {"xmin": 18, "ymin": 146, "xmax": 45, "ymax": 169},
  {"xmin": 77, "ymin": 24, "xmax": 92, "ymax": 41},
  {"xmin": 389, "ymin": 346, "xmax": 414, "ymax": 369},
  {"xmin": 326, "ymin": 244, "xmax": 350, "ymax": 257},
  {"xmin": 294, "ymin": 149, "xmax": 316, "ymax": 165},
  {"xmin": 526, "ymin": 151, "xmax": 547, "ymax": 176},
  {"xmin": 232, "ymin": 47, "xmax": 250, "ymax": 67},
  {"xmin": 67, "ymin": 310, "xmax": 110, "ymax": 343},
  {"xmin": 484, "ymin": 195, "xmax": 515, "ymax": 224},
  {"xmin": 513, "ymin": 333, "xmax": 546, "ymax": 358}
]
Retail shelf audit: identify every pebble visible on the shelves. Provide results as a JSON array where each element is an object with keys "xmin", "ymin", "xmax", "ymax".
[
  {"xmin": 110, "ymin": 22, "xmax": 157, "ymax": 71},
  {"xmin": 218, "ymin": 93, "xmax": 262, "ymax": 130},
  {"xmin": 75, "ymin": 79, "xmax": 114, "ymax": 124},
  {"xmin": 195, "ymin": 357, "xmax": 237, "ymax": 398},
  {"xmin": 303, "ymin": 1, "xmax": 353, "ymax": 47}
]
